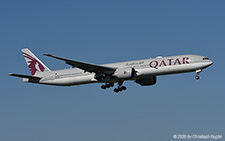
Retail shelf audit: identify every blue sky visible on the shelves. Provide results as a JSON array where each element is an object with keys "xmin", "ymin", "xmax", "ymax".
[{"xmin": 1, "ymin": 0, "xmax": 224, "ymax": 140}]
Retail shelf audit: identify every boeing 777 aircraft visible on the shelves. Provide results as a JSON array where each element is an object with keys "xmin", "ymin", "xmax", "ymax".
[{"xmin": 9, "ymin": 48, "xmax": 213, "ymax": 93}]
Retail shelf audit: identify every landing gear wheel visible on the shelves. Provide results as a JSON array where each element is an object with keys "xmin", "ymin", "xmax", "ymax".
[
  {"xmin": 195, "ymin": 76, "xmax": 200, "ymax": 80},
  {"xmin": 122, "ymin": 86, "xmax": 126, "ymax": 90},
  {"xmin": 118, "ymin": 87, "xmax": 123, "ymax": 91},
  {"xmin": 101, "ymin": 85, "xmax": 106, "ymax": 89},
  {"xmin": 114, "ymin": 88, "xmax": 119, "ymax": 93},
  {"xmin": 106, "ymin": 84, "xmax": 110, "ymax": 88}
]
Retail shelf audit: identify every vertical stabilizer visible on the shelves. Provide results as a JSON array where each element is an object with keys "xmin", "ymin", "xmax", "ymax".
[{"xmin": 22, "ymin": 48, "xmax": 50, "ymax": 76}]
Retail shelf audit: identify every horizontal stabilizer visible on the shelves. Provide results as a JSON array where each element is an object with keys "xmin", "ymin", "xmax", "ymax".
[{"xmin": 8, "ymin": 73, "xmax": 41, "ymax": 79}]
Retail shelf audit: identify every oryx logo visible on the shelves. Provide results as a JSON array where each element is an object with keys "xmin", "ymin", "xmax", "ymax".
[
  {"xmin": 22, "ymin": 52, "xmax": 45, "ymax": 75},
  {"xmin": 124, "ymin": 71, "xmax": 127, "ymax": 74}
]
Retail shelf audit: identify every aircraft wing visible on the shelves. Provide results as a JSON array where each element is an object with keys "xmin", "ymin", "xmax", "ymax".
[{"xmin": 43, "ymin": 54, "xmax": 116, "ymax": 74}]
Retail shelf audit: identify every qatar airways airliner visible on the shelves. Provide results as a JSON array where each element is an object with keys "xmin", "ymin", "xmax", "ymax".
[{"xmin": 9, "ymin": 48, "xmax": 213, "ymax": 93}]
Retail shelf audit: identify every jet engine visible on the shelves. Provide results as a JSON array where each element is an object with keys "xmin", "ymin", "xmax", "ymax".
[
  {"xmin": 114, "ymin": 68, "xmax": 136, "ymax": 80},
  {"xmin": 135, "ymin": 76, "xmax": 157, "ymax": 86}
]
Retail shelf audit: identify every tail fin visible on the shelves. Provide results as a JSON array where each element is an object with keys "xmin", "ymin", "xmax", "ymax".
[{"xmin": 22, "ymin": 48, "xmax": 50, "ymax": 76}]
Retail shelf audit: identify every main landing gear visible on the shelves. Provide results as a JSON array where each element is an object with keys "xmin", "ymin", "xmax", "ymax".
[
  {"xmin": 195, "ymin": 69, "xmax": 202, "ymax": 80},
  {"xmin": 101, "ymin": 83, "xmax": 114, "ymax": 89},
  {"xmin": 114, "ymin": 81, "xmax": 127, "ymax": 93},
  {"xmin": 101, "ymin": 81, "xmax": 127, "ymax": 93}
]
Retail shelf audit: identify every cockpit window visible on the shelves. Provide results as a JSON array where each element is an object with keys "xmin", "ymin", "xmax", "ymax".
[{"xmin": 203, "ymin": 58, "xmax": 209, "ymax": 60}]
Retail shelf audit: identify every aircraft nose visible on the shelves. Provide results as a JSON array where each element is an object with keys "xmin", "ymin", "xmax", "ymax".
[
  {"xmin": 202, "ymin": 57, "xmax": 213, "ymax": 67},
  {"xmin": 207, "ymin": 60, "xmax": 213, "ymax": 67},
  {"xmin": 209, "ymin": 60, "xmax": 213, "ymax": 65}
]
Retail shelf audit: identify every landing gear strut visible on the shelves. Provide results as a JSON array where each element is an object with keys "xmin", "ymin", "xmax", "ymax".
[
  {"xmin": 113, "ymin": 81, "xmax": 127, "ymax": 93},
  {"xmin": 195, "ymin": 69, "xmax": 202, "ymax": 80}
]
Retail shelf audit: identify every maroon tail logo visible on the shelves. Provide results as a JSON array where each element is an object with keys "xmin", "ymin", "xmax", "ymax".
[{"xmin": 23, "ymin": 52, "xmax": 45, "ymax": 75}]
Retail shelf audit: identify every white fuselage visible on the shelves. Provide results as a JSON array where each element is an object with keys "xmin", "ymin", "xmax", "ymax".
[{"xmin": 24, "ymin": 55, "xmax": 213, "ymax": 86}]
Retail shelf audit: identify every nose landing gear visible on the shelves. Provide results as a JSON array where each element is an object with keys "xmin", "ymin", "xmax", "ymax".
[
  {"xmin": 195, "ymin": 69, "xmax": 202, "ymax": 80},
  {"xmin": 195, "ymin": 76, "xmax": 200, "ymax": 80}
]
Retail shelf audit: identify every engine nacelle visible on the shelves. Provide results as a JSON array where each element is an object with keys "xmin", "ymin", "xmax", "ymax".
[
  {"xmin": 135, "ymin": 76, "xmax": 157, "ymax": 86},
  {"xmin": 114, "ymin": 68, "xmax": 136, "ymax": 80}
]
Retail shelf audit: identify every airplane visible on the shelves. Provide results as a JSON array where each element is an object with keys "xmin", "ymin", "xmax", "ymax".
[{"xmin": 9, "ymin": 48, "xmax": 213, "ymax": 93}]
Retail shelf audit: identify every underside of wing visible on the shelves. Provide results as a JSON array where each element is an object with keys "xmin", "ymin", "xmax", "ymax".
[{"xmin": 43, "ymin": 54, "xmax": 116, "ymax": 74}]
